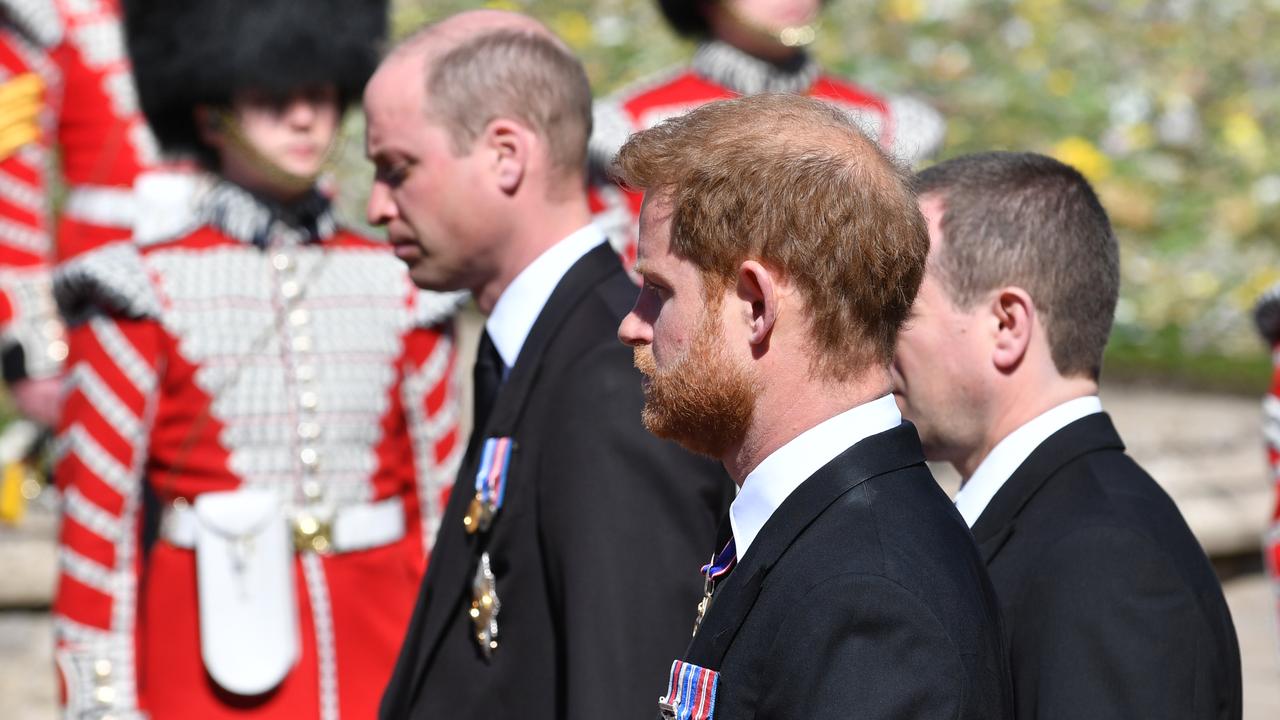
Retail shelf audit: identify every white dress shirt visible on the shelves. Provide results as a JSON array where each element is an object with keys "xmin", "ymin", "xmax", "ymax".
[
  {"xmin": 953, "ymin": 395, "xmax": 1104, "ymax": 528},
  {"xmin": 485, "ymin": 224, "xmax": 605, "ymax": 373},
  {"xmin": 730, "ymin": 394, "xmax": 902, "ymax": 561}
]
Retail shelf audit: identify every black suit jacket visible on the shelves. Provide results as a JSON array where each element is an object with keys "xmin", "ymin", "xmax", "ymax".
[
  {"xmin": 380, "ymin": 244, "xmax": 735, "ymax": 719},
  {"xmin": 676, "ymin": 423, "xmax": 1012, "ymax": 720},
  {"xmin": 971, "ymin": 412, "xmax": 1242, "ymax": 719}
]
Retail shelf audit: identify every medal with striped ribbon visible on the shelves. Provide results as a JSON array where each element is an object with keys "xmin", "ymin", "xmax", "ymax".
[
  {"xmin": 463, "ymin": 437, "xmax": 513, "ymax": 535},
  {"xmin": 658, "ymin": 659, "xmax": 720, "ymax": 720}
]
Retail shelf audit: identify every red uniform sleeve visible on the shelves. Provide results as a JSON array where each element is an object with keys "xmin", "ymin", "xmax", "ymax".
[
  {"xmin": 52, "ymin": 312, "xmax": 162, "ymax": 719},
  {"xmin": 0, "ymin": 24, "xmax": 64, "ymax": 384}
]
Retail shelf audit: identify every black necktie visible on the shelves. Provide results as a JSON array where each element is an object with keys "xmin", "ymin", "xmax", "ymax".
[{"xmin": 472, "ymin": 330, "xmax": 504, "ymax": 437}]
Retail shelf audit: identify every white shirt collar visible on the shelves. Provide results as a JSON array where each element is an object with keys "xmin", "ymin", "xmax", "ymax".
[
  {"xmin": 485, "ymin": 224, "xmax": 605, "ymax": 370},
  {"xmin": 954, "ymin": 395, "xmax": 1103, "ymax": 528},
  {"xmin": 730, "ymin": 394, "xmax": 902, "ymax": 561}
]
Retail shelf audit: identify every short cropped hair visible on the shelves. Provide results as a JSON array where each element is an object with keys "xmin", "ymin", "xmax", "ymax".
[
  {"xmin": 913, "ymin": 152, "xmax": 1120, "ymax": 380},
  {"xmin": 613, "ymin": 93, "xmax": 929, "ymax": 381},
  {"xmin": 421, "ymin": 28, "xmax": 592, "ymax": 178}
]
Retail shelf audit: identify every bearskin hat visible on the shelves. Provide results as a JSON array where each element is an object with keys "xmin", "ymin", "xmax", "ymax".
[
  {"xmin": 124, "ymin": 0, "xmax": 388, "ymax": 158},
  {"xmin": 658, "ymin": 0, "xmax": 830, "ymax": 38}
]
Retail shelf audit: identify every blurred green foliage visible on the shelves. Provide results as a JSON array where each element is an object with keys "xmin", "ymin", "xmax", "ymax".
[{"xmin": 364, "ymin": 1, "xmax": 1280, "ymax": 382}]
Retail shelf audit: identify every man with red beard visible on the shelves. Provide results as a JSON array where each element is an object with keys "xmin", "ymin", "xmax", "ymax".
[{"xmin": 616, "ymin": 93, "xmax": 1011, "ymax": 720}]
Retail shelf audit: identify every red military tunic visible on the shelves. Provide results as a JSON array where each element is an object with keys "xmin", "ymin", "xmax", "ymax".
[
  {"xmin": 0, "ymin": 0, "xmax": 156, "ymax": 383},
  {"xmin": 588, "ymin": 40, "xmax": 946, "ymax": 270},
  {"xmin": 52, "ymin": 176, "xmax": 461, "ymax": 719},
  {"xmin": 1257, "ymin": 285, "xmax": 1280, "ymax": 650}
]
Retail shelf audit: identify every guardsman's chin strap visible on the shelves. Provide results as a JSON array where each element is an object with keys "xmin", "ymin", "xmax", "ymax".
[{"xmin": 211, "ymin": 109, "xmax": 338, "ymax": 198}]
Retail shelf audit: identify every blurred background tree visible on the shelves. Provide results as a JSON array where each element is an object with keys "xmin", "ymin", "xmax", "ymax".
[{"xmin": 360, "ymin": 0, "xmax": 1280, "ymax": 390}]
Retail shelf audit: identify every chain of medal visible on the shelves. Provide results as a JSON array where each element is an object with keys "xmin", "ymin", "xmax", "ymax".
[
  {"xmin": 692, "ymin": 570, "xmax": 715, "ymax": 637},
  {"xmin": 693, "ymin": 539, "xmax": 736, "ymax": 637}
]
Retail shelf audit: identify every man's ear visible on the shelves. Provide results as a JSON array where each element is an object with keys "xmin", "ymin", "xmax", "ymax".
[
  {"xmin": 195, "ymin": 106, "xmax": 225, "ymax": 148},
  {"xmin": 483, "ymin": 118, "xmax": 528, "ymax": 195},
  {"xmin": 990, "ymin": 287, "xmax": 1035, "ymax": 373},
  {"xmin": 736, "ymin": 260, "xmax": 779, "ymax": 350}
]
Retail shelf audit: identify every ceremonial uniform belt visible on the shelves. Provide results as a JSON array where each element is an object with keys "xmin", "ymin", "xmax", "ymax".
[{"xmin": 160, "ymin": 494, "xmax": 406, "ymax": 554}]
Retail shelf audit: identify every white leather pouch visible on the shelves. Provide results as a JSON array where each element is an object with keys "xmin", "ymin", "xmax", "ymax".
[{"xmin": 194, "ymin": 488, "xmax": 299, "ymax": 696}]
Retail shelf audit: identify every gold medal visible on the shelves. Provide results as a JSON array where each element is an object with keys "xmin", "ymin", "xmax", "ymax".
[
  {"xmin": 469, "ymin": 551, "xmax": 501, "ymax": 657},
  {"xmin": 463, "ymin": 493, "xmax": 493, "ymax": 534},
  {"xmin": 692, "ymin": 592, "xmax": 710, "ymax": 636}
]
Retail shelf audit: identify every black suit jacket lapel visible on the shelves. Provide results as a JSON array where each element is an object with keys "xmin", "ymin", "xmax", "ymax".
[
  {"xmin": 685, "ymin": 423, "xmax": 925, "ymax": 669},
  {"xmin": 391, "ymin": 242, "xmax": 622, "ymax": 709},
  {"xmin": 971, "ymin": 412, "xmax": 1126, "ymax": 564}
]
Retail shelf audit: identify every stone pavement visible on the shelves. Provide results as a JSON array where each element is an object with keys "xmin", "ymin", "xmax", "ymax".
[{"xmin": 1, "ymin": 383, "xmax": 1277, "ymax": 716}]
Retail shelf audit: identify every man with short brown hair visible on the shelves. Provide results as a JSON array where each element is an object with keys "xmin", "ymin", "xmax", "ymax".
[
  {"xmin": 617, "ymin": 93, "xmax": 1011, "ymax": 720},
  {"xmin": 895, "ymin": 151, "xmax": 1241, "ymax": 719},
  {"xmin": 366, "ymin": 11, "xmax": 733, "ymax": 720}
]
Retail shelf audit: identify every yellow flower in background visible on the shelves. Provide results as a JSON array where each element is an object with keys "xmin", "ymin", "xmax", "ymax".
[
  {"xmin": 483, "ymin": 0, "xmax": 522, "ymax": 11},
  {"xmin": 1221, "ymin": 111, "xmax": 1265, "ymax": 162},
  {"xmin": 886, "ymin": 0, "xmax": 924, "ymax": 23},
  {"xmin": 551, "ymin": 10, "xmax": 592, "ymax": 49},
  {"xmin": 1234, "ymin": 268, "xmax": 1280, "ymax": 310},
  {"xmin": 1052, "ymin": 136, "xmax": 1112, "ymax": 181}
]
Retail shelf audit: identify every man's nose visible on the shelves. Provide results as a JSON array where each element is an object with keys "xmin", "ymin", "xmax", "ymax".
[
  {"xmin": 367, "ymin": 182, "xmax": 396, "ymax": 226},
  {"xmin": 618, "ymin": 305, "xmax": 652, "ymax": 347}
]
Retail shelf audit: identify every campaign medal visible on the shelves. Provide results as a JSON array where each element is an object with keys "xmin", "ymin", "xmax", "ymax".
[
  {"xmin": 692, "ymin": 539, "xmax": 736, "ymax": 637},
  {"xmin": 470, "ymin": 551, "xmax": 501, "ymax": 657},
  {"xmin": 658, "ymin": 659, "xmax": 721, "ymax": 720},
  {"xmin": 462, "ymin": 437, "xmax": 513, "ymax": 535}
]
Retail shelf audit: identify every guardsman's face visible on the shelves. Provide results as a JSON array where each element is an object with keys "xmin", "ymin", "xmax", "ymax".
[
  {"xmin": 205, "ymin": 84, "xmax": 340, "ymax": 199},
  {"xmin": 725, "ymin": 0, "xmax": 822, "ymax": 31}
]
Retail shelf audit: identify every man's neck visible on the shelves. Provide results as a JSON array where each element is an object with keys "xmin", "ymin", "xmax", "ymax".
[
  {"xmin": 954, "ymin": 376, "xmax": 1100, "ymax": 481},
  {"xmin": 724, "ymin": 368, "xmax": 893, "ymax": 485},
  {"xmin": 472, "ymin": 194, "xmax": 592, "ymax": 315}
]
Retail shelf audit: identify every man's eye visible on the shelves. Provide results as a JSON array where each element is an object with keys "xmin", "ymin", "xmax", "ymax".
[
  {"xmin": 379, "ymin": 164, "xmax": 410, "ymax": 187},
  {"xmin": 644, "ymin": 281, "xmax": 668, "ymax": 299}
]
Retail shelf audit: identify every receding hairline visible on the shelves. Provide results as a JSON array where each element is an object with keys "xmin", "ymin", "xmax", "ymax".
[{"xmin": 386, "ymin": 10, "xmax": 569, "ymax": 68}]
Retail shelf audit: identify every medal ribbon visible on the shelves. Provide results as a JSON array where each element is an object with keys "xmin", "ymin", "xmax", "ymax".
[
  {"xmin": 661, "ymin": 659, "xmax": 720, "ymax": 720},
  {"xmin": 474, "ymin": 437, "xmax": 513, "ymax": 511},
  {"xmin": 701, "ymin": 538, "xmax": 736, "ymax": 583}
]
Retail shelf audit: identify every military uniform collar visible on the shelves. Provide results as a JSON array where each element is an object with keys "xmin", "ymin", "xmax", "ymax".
[
  {"xmin": 200, "ymin": 179, "xmax": 337, "ymax": 249},
  {"xmin": 690, "ymin": 40, "xmax": 821, "ymax": 95}
]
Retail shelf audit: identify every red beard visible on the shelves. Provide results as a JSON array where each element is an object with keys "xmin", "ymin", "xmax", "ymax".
[{"xmin": 633, "ymin": 316, "xmax": 756, "ymax": 459}]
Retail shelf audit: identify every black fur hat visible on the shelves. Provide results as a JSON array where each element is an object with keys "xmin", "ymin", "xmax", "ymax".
[
  {"xmin": 124, "ymin": 0, "xmax": 388, "ymax": 158},
  {"xmin": 658, "ymin": 0, "xmax": 830, "ymax": 38},
  {"xmin": 657, "ymin": 0, "xmax": 709, "ymax": 37}
]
